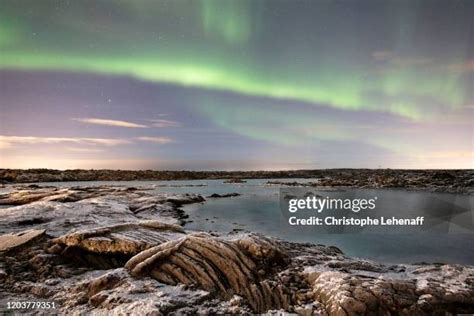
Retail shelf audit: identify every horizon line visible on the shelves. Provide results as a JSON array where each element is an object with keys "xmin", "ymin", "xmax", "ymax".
[{"xmin": 1, "ymin": 168, "xmax": 472, "ymax": 172}]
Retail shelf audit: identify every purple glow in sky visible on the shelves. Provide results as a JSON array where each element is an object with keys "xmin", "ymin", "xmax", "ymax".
[{"xmin": 1, "ymin": 1, "xmax": 473, "ymax": 169}]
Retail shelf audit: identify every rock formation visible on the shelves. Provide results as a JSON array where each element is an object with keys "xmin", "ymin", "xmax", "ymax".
[
  {"xmin": 224, "ymin": 178, "xmax": 247, "ymax": 184},
  {"xmin": 0, "ymin": 229, "xmax": 45, "ymax": 252},
  {"xmin": 125, "ymin": 233, "xmax": 290, "ymax": 312},
  {"xmin": 206, "ymin": 193, "xmax": 241, "ymax": 198},
  {"xmin": 0, "ymin": 185, "xmax": 473, "ymax": 315}
]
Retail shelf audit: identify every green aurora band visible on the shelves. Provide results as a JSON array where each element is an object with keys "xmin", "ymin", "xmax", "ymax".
[{"xmin": 0, "ymin": 0, "xmax": 472, "ymax": 121}]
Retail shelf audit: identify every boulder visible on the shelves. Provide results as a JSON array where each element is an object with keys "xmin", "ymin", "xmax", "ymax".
[{"xmin": 0, "ymin": 229, "xmax": 45, "ymax": 252}]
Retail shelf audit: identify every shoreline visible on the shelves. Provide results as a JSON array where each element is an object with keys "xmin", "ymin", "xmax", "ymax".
[
  {"xmin": 1, "ymin": 168, "xmax": 472, "ymax": 195},
  {"xmin": 0, "ymin": 173, "xmax": 474, "ymax": 195},
  {"xmin": 0, "ymin": 184, "xmax": 473, "ymax": 314}
]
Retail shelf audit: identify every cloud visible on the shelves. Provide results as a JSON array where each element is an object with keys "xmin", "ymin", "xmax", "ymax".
[
  {"xmin": 445, "ymin": 60, "xmax": 474, "ymax": 73},
  {"xmin": 149, "ymin": 119, "xmax": 182, "ymax": 128},
  {"xmin": 73, "ymin": 118, "xmax": 148, "ymax": 128},
  {"xmin": 0, "ymin": 135, "xmax": 175, "ymax": 149},
  {"xmin": 0, "ymin": 135, "xmax": 131, "ymax": 148},
  {"xmin": 390, "ymin": 57, "xmax": 433, "ymax": 67},
  {"xmin": 66, "ymin": 147, "xmax": 105, "ymax": 153},
  {"xmin": 136, "ymin": 136, "xmax": 173, "ymax": 144},
  {"xmin": 73, "ymin": 117, "xmax": 184, "ymax": 129}
]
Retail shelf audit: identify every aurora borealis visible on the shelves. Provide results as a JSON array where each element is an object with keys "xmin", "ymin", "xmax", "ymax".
[{"xmin": 1, "ymin": 0, "xmax": 473, "ymax": 169}]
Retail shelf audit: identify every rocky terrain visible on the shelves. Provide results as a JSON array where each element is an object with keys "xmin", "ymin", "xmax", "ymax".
[
  {"xmin": 0, "ymin": 169, "xmax": 472, "ymax": 194},
  {"xmin": 264, "ymin": 171, "xmax": 473, "ymax": 194},
  {"xmin": 0, "ymin": 185, "xmax": 473, "ymax": 315}
]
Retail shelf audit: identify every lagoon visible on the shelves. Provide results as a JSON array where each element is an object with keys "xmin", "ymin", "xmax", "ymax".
[{"xmin": 28, "ymin": 178, "xmax": 474, "ymax": 265}]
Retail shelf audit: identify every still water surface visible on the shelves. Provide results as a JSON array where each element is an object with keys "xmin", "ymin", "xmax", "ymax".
[{"xmin": 21, "ymin": 179, "xmax": 474, "ymax": 265}]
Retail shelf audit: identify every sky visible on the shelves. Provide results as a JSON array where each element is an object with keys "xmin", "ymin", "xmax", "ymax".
[{"xmin": 0, "ymin": 0, "xmax": 473, "ymax": 170}]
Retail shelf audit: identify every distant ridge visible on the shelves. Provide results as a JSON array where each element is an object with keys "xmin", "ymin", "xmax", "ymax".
[{"xmin": 0, "ymin": 169, "xmax": 472, "ymax": 194}]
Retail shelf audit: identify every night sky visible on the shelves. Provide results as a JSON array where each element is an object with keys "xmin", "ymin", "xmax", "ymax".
[{"xmin": 1, "ymin": 0, "xmax": 473, "ymax": 170}]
